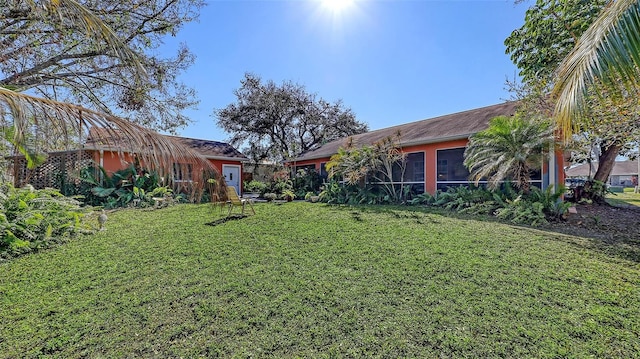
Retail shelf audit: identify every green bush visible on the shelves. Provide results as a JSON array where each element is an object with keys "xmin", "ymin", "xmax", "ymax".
[
  {"xmin": 292, "ymin": 168, "xmax": 323, "ymax": 198},
  {"xmin": 0, "ymin": 184, "xmax": 91, "ymax": 260},
  {"xmin": 263, "ymin": 193, "xmax": 278, "ymax": 202},
  {"xmin": 77, "ymin": 164, "xmax": 182, "ymax": 208},
  {"xmin": 413, "ymin": 185, "xmax": 569, "ymax": 227},
  {"xmin": 244, "ymin": 180, "xmax": 267, "ymax": 194}
]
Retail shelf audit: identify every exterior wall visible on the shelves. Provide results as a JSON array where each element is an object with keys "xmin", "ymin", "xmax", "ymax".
[
  {"xmin": 292, "ymin": 158, "xmax": 327, "ymax": 173},
  {"xmin": 291, "ymin": 138, "xmax": 565, "ymax": 195},
  {"xmin": 92, "ymin": 150, "xmax": 135, "ymax": 175},
  {"xmin": 88, "ymin": 150, "xmax": 244, "ymax": 190}
]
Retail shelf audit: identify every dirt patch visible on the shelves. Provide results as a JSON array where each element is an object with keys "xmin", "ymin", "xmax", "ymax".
[
  {"xmin": 206, "ymin": 214, "xmax": 248, "ymax": 226},
  {"xmin": 557, "ymin": 204, "xmax": 640, "ymax": 240},
  {"xmin": 542, "ymin": 203, "xmax": 640, "ymax": 262}
]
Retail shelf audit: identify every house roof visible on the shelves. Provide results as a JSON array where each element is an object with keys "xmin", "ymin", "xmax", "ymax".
[
  {"xmin": 293, "ymin": 101, "xmax": 519, "ymax": 161},
  {"xmin": 84, "ymin": 128, "xmax": 248, "ymax": 161},
  {"xmin": 565, "ymin": 161, "xmax": 640, "ymax": 177}
]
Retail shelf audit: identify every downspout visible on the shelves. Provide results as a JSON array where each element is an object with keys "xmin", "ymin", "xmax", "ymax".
[{"xmin": 549, "ymin": 144, "xmax": 556, "ymax": 191}]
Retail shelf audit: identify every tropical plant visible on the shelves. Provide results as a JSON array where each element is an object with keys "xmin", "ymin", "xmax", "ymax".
[
  {"xmin": 291, "ymin": 168, "xmax": 323, "ymax": 198},
  {"xmin": 326, "ymin": 133, "xmax": 408, "ymax": 203},
  {"xmin": 506, "ymin": 0, "xmax": 640, "ymax": 188},
  {"xmin": 318, "ymin": 180, "xmax": 350, "ymax": 204},
  {"xmin": 408, "ymin": 192, "xmax": 436, "ymax": 205},
  {"xmin": 464, "ymin": 114, "xmax": 555, "ymax": 194},
  {"xmin": 244, "ymin": 180, "xmax": 268, "ymax": 194},
  {"xmin": 77, "ymin": 164, "xmax": 182, "ymax": 209},
  {"xmin": 367, "ymin": 134, "xmax": 407, "ymax": 203},
  {"xmin": 0, "ymin": 183, "xmax": 92, "ymax": 260},
  {"xmin": 280, "ymin": 189, "xmax": 296, "ymax": 201}
]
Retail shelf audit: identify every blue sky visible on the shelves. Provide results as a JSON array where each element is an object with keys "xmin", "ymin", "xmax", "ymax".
[{"xmin": 160, "ymin": 0, "xmax": 529, "ymax": 141}]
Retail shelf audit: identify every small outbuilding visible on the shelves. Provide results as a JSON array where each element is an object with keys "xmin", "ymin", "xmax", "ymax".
[{"xmin": 10, "ymin": 130, "xmax": 249, "ymax": 194}]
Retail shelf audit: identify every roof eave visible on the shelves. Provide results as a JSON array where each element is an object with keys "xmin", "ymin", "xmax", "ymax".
[
  {"xmin": 84, "ymin": 146, "xmax": 248, "ymax": 162},
  {"xmin": 293, "ymin": 133, "xmax": 473, "ymax": 162},
  {"xmin": 202, "ymin": 155, "xmax": 250, "ymax": 162}
]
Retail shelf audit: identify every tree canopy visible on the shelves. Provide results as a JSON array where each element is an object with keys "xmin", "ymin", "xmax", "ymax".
[
  {"xmin": 1, "ymin": 0, "xmax": 205, "ymax": 133},
  {"xmin": 215, "ymin": 73, "xmax": 368, "ymax": 164},
  {"xmin": 505, "ymin": 0, "xmax": 607, "ymax": 87}
]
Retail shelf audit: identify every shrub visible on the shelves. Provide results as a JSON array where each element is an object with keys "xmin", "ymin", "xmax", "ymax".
[
  {"xmin": 263, "ymin": 193, "xmax": 278, "ymax": 202},
  {"xmin": 244, "ymin": 180, "xmax": 267, "ymax": 193},
  {"xmin": 409, "ymin": 192, "xmax": 435, "ymax": 205},
  {"xmin": 77, "ymin": 164, "xmax": 183, "ymax": 208},
  {"xmin": 495, "ymin": 196, "xmax": 548, "ymax": 226},
  {"xmin": 292, "ymin": 168, "xmax": 323, "ymax": 198},
  {"xmin": 417, "ymin": 185, "xmax": 569, "ymax": 227},
  {"xmin": 0, "ymin": 184, "xmax": 92, "ymax": 260}
]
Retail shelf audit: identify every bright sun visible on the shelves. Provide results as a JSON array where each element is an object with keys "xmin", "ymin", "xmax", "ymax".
[{"xmin": 321, "ymin": 0, "xmax": 355, "ymax": 14}]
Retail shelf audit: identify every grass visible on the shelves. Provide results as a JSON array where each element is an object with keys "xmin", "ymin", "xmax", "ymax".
[
  {"xmin": 1, "ymin": 202, "xmax": 639, "ymax": 358},
  {"xmin": 607, "ymin": 188, "xmax": 640, "ymax": 207}
]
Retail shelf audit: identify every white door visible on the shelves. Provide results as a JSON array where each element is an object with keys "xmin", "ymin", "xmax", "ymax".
[{"xmin": 222, "ymin": 165, "xmax": 241, "ymax": 194}]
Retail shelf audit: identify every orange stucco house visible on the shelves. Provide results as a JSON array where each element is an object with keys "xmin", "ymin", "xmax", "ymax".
[
  {"xmin": 291, "ymin": 102, "xmax": 565, "ymax": 194},
  {"xmin": 84, "ymin": 131, "xmax": 249, "ymax": 193}
]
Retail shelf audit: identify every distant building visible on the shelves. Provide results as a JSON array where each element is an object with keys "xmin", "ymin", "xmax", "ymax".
[{"xmin": 565, "ymin": 161, "xmax": 639, "ymax": 187}]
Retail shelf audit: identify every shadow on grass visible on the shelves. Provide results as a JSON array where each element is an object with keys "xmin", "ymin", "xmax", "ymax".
[
  {"xmin": 326, "ymin": 203, "xmax": 640, "ymax": 264},
  {"xmin": 206, "ymin": 214, "xmax": 248, "ymax": 226}
]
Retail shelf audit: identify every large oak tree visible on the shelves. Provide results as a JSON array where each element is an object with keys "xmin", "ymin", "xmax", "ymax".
[{"xmin": 215, "ymin": 73, "xmax": 368, "ymax": 164}]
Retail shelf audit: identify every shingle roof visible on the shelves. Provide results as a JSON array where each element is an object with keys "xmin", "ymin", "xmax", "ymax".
[
  {"xmin": 294, "ymin": 101, "xmax": 519, "ymax": 161},
  {"xmin": 84, "ymin": 128, "xmax": 248, "ymax": 161},
  {"xmin": 566, "ymin": 161, "xmax": 640, "ymax": 177},
  {"xmin": 169, "ymin": 136, "xmax": 248, "ymax": 160}
]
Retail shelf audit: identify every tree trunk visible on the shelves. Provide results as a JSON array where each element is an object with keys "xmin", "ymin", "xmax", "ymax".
[
  {"xmin": 586, "ymin": 143, "xmax": 622, "ymax": 204},
  {"xmin": 594, "ymin": 144, "xmax": 621, "ymax": 183}
]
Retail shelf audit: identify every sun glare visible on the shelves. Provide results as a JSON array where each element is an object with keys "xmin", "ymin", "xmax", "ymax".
[{"xmin": 321, "ymin": 0, "xmax": 356, "ymax": 14}]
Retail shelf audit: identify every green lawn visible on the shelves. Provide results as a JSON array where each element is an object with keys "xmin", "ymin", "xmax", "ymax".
[
  {"xmin": 607, "ymin": 188, "xmax": 640, "ymax": 208},
  {"xmin": 1, "ymin": 203, "xmax": 639, "ymax": 358}
]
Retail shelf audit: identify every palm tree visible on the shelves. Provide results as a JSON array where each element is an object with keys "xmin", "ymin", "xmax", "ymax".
[
  {"xmin": 1, "ymin": 1, "xmax": 224, "ymax": 199},
  {"xmin": 464, "ymin": 115, "xmax": 554, "ymax": 194},
  {"xmin": 553, "ymin": 0, "xmax": 640, "ymax": 141}
]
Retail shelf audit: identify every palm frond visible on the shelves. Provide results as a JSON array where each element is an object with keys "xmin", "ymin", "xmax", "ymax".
[{"xmin": 553, "ymin": 0, "xmax": 640, "ymax": 142}]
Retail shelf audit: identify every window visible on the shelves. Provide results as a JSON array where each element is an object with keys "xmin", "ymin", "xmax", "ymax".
[
  {"xmin": 436, "ymin": 148, "xmax": 471, "ymax": 191},
  {"xmin": 173, "ymin": 163, "xmax": 192, "ymax": 182},
  {"xmin": 436, "ymin": 147, "xmax": 544, "ymax": 191},
  {"xmin": 404, "ymin": 152, "xmax": 425, "ymax": 182},
  {"xmin": 320, "ymin": 163, "xmax": 328, "ymax": 180},
  {"xmin": 368, "ymin": 151, "xmax": 425, "ymax": 195}
]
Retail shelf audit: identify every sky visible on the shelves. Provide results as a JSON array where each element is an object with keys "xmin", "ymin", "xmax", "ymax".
[{"xmin": 159, "ymin": 0, "xmax": 530, "ymax": 142}]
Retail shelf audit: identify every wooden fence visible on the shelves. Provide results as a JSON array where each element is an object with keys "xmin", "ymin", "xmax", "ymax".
[{"xmin": 10, "ymin": 150, "xmax": 93, "ymax": 192}]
